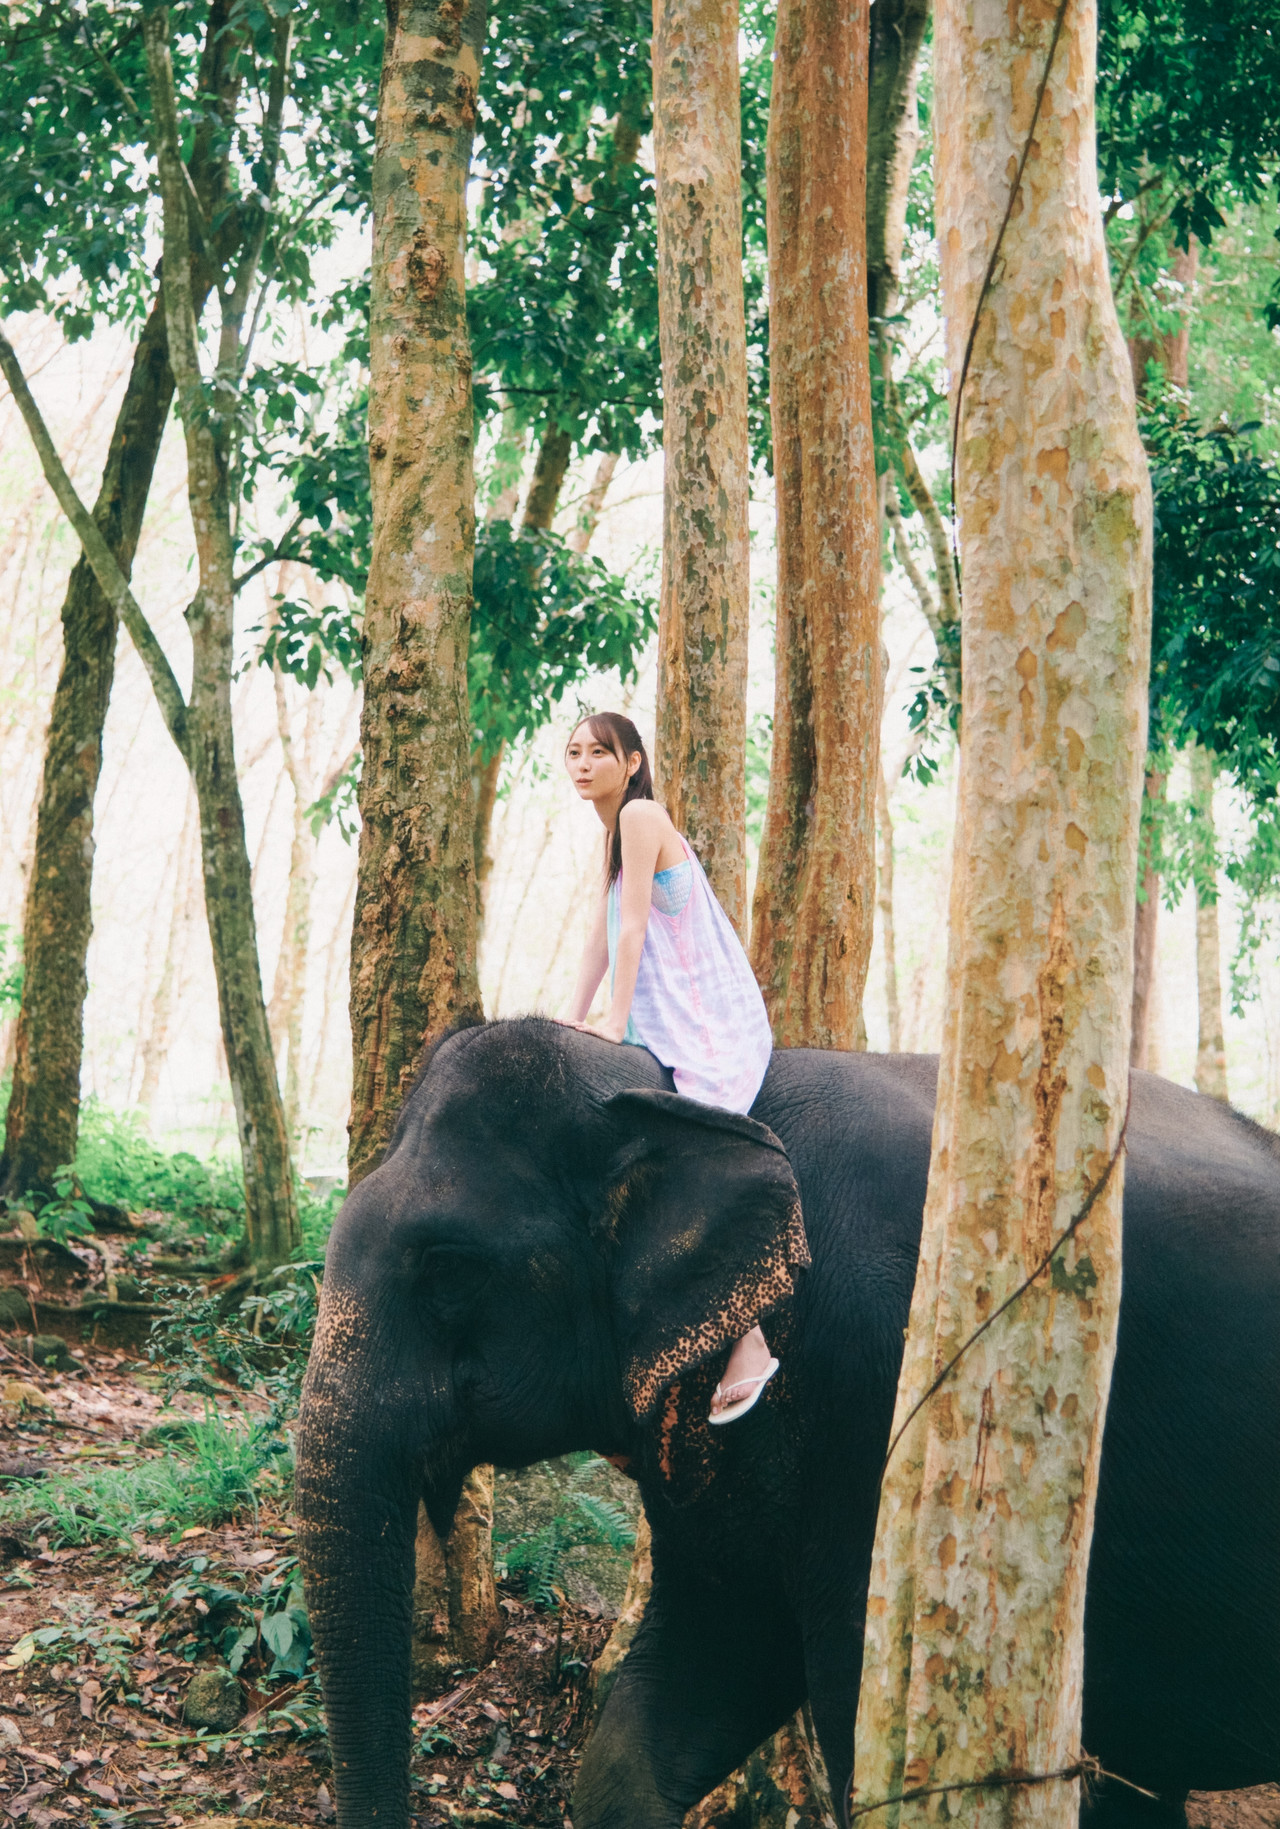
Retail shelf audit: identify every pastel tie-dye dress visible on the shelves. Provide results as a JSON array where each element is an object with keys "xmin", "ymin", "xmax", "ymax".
[{"xmin": 606, "ymin": 834, "xmax": 773, "ymax": 1114}]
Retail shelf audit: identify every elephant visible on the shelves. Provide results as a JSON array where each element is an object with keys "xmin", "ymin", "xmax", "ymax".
[{"xmin": 296, "ymin": 1017, "xmax": 1280, "ymax": 1829}]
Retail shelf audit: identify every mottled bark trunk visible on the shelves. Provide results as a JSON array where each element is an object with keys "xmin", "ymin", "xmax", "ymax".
[
  {"xmin": 877, "ymin": 764, "xmax": 901, "ymax": 1052},
  {"xmin": 749, "ymin": 0, "xmax": 880, "ymax": 1044},
  {"xmin": 1129, "ymin": 767, "xmax": 1163, "ymax": 1072},
  {"xmin": 0, "ymin": 294, "xmax": 172, "ymax": 1200},
  {"xmin": 522, "ymin": 427, "xmax": 574, "ymax": 535},
  {"xmin": 1191, "ymin": 746, "xmax": 1228, "ymax": 1102},
  {"xmin": 145, "ymin": 6, "xmax": 300, "ymax": 1270},
  {"xmin": 350, "ymin": 0, "xmax": 487, "ymax": 1185},
  {"xmin": 651, "ymin": 0, "xmax": 750, "ymax": 930},
  {"xmin": 854, "ymin": 5, "xmax": 1151, "ymax": 1827},
  {"xmin": 410, "ymin": 1467, "xmax": 501, "ymax": 1692}
]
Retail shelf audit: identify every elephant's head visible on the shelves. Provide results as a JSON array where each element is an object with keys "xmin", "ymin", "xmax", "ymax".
[{"xmin": 295, "ymin": 1017, "xmax": 806, "ymax": 1829}]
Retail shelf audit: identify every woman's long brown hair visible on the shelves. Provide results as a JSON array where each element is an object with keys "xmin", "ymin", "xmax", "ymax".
[{"xmin": 568, "ymin": 712, "xmax": 655, "ymax": 886}]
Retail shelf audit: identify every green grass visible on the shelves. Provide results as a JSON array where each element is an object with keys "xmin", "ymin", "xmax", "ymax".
[{"xmin": 0, "ymin": 1411, "xmax": 289, "ymax": 1548}]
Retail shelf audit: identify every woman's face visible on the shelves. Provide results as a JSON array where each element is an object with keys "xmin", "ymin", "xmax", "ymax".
[{"xmin": 565, "ymin": 725, "xmax": 639, "ymax": 805}]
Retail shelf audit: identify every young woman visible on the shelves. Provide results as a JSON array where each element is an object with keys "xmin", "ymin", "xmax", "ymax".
[{"xmin": 562, "ymin": 711, "xmax": 778, "ymax": 1425}]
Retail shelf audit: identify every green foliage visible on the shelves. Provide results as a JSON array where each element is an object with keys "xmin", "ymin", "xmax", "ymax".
[
  {"xmin": 30, "ymin": 1171, "xmax": 96, "ymax": 1246},
  {"xmin": 0, "ymin": 1411, "xmax": 285, "ymax": 1547},
  {"xmin": 146, "ymin": 1260, "xmax": 324, "ymax": 1421},
  {"xmin": 469, "ymin": 522, "xmax": 656, "ymax": 759},
  {"xmin": 1146, "ymin": 397, "xmax": 1280, "ymax": 804},
  {"xmin": 1097, "ymin": 0, "xmax": 1280, "ymax": 262},
  {"xmin": 73, "ymin": 1103, "xmax": 246, "ymax": 1232},
  {"xmin": 494, "ymin": 1462, "xmax": 635, "ymax": 1609},
  {"xmin": 745, "ymin": 712, "xmax": 773, "ymax": 849}
]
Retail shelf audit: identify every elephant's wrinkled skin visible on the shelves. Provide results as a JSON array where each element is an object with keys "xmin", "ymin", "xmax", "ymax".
[{"xmin": 296, "ymin": 1019, "xmax": 1280, "ymax": 1829}]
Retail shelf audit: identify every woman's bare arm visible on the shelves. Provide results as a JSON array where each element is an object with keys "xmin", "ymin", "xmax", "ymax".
[
  {"xmin": 592, "ymin": 801, "xmax": 664, "ymax": 1041},
  {"xmin": 565, "ymin": 888, "xmax": 610, "ymax": 1023}
]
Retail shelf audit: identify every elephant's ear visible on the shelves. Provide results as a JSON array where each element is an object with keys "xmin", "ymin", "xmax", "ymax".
[{"xmin": 601, "ymin": 1088, "xmax": 809, "ymax": 1422}]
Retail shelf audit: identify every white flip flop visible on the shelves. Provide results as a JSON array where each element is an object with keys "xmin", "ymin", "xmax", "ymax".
[{"xmin": 708, "ymin": 1357, "xmax": 780, "ymax": 1426}]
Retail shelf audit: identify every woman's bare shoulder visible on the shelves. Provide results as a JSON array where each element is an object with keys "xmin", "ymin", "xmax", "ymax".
[{"xmin": 618, "ymin": 798, "xmax": 674, "ymax": 834}]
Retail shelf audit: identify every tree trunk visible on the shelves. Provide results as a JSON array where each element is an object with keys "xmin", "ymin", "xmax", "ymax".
[
  {"xmin": 1129, "ymin": 767, "xmax": 1163, "ymax": 1071},
  {"xmin": 1128, "ymin": 246, "xmax": 1197, "ymax": 1072},
  {"xmin": 0, "ymin": 0, "xmax": 242, "ymax": 1204},
  {"xmin": 877, "ymin": 763, "xmax": 902, "ymax": 1052},
  {"xmin": 854, "ymin": 3, "xmax": 1152, "ymax": 1825},
  {"xmin": 138, "ymin": 787, "xmax": 200, "ymax": 1111},
  {"xmin": 349, "ymin": 0, "xmax": 487, "ymax": 1186},
  {"xmin": 750, "ymin": 0, "xmax": 880, "ymax": 1043},
  {"xmin": 591, "ymin": 1511, "xmax": 652, "ymax": 1714},
  {"xmin": 570, "ymin": 451, "xmax": 619, "ymax": 553},
  {"xmin": 410, "ymin": 1467, "xmax": 501, "ymax": 1692},
  {"xmin": 866, "ymin": 0, "xmax": 930, "ymax": 329},
  {"xmin": 1191, "ymin": 746, "xmax": 1229, "ymax": 1102},
  {"xmin": 0, "ymin": 293, "xmax": 173, "ymax": 1201},
  {"xmin": 143, "ymin": 4, "xmax": 300, "ymax": 1272},
  {"xmin": 269, "ymin": 664, "xmax": 321, "ymax": 1146},
  {"xmin": 651, "ymin": 0, "xmax": 750, "ymax": 931}
]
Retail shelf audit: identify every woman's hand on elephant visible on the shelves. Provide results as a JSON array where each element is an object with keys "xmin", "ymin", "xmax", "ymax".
[{"xmin": 573, "ymin": 1016, "xmax": 628, "ymax": 1043}]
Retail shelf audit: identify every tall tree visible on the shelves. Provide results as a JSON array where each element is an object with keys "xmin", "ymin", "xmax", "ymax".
[
  {"xmin": 0, "ymin": 0, "xmax": 241, "ymax": 1201},
  {"xmin": 347, "ymin": 0, "xmax": 489, "ymax": 1185},
  {"xmin": 650, "ymin": 0, "xmax": 751, "ymax": 928},
  {"xmin": 749, "ymin": 0, "xmax": 881, "ymax": 1046},
  {"xmin": 854, "ymin": 7, "xmax": 1151, "ymax": 1828},
  {"xmin": 141, "ymin": 4, "xmax": 299, "ymax": 1269}
]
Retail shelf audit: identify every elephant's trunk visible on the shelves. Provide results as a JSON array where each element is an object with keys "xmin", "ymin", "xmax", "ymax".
[{"xmin": 296, "ymin": 1283, "xmax": 427, "ymax": 1829}]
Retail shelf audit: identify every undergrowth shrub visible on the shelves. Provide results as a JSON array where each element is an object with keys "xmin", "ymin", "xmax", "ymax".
[
  {"xmin": 0, "ymin": 1411, "xmax": 288, "ymax": 1547},
  {"xmin": 495, "ymin": 1457, "xmax": 636, "ymax": 1608}
]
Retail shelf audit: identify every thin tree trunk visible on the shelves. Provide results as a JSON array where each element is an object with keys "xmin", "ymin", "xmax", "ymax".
[
  {"xmin": 144, "ymin": 4, "xmax": 300, "ymax": 1271},
  {"xmin": 651, "ymin": 0, "xmax": 750, "ymax": 931},
  {"xmin": 1128, "ymin": 243, "xmax": 1196, "ymax": 1066},
  {"xmin": 1129, "ymin": 767, "xmax": 1163, "ymax": 1071},
  {"xmin": 866, "ymin": 0, "xmax": 930, "ymax": 329},
  {"xmin": 0, "ymin": 294, "xmax": 173, "ymax": 1200},
  {"xmin": 570, "ymin": 451, "xmax": 619, "ymax": 553},
  {"xmin": 521, "ymin": 427, "xmax": 574, "ymax": 534},
  {"xmin": 138, "ymin": 787, "xmax": 201, "ymax": 1111},
  {"xmin": 348, "ymin": 0, "xmax": 487, "ymax": 1185},
  {"xmin": 0, "ymin": 0, "xmax": 242, "ymax": 1203},
  {"xmin": 269, "ymin": 663, "xmax": 321, "ymax": 1144},
  {"xmin": 854, "ymin": 3, "xmax": 1152, "ymax": 1824},
  {"xmin": 877, "ymin": 763, "xmax": 901, "ymax": 1052},
  {"xmin": 749, "ymin": 0, "xmax": 880, "ymax": 1042},
  {"xmin": 1191, "ymin": 745, "xmax": 1229, "ymax": 1102},
  {"xmin": 411, "ymin": 1465, "xmax": 501, "ymax": 1690}
]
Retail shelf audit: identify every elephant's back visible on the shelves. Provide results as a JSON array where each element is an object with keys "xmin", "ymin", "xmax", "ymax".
[{"xmin": 756, "ymin": 1050, "xmax": 1280, "ymax": 1796}]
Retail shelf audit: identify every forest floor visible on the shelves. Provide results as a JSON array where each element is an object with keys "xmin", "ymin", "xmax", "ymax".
[{"xmin": 0, "ymin": 1342, "xmax": 614, "ymax": 1829}]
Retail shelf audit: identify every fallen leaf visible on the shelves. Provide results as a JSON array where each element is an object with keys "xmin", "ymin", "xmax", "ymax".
[
  {"xmin": 4, "ymin": 1637, "xmax": 35, "ymax": 1670},
  {"xmin": 82, "ymin": 1783, "xmax": 118, "ymax": 1806},
  {"xmin": 479, "ymin": 1702, "xmax": 504, "ymax": 1723},
  {"xmin": 179, "ymin": 1529, "xmax": 207, "ymax": 1541},
  {"xmin": 16, "ymin": 1751, "xmax": 60, "ymax": 1772},
  {"xmin": 6, "ymin": 1781, "xmax": 53, "ymax": 1819},
  {"xmin": 79, "ymin": 1680, "xmax": 100, "ymax": 1720},
  {"xmin": 315, "ymin": 1785, "xmax": 334, "ymax": 1822},
  {"xmin": 494, "ymin": 1784, "xmax": 519, "ymax": 1802}
]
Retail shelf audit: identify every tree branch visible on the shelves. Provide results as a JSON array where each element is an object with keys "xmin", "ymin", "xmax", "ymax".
[
  {"xmin": 232, "ymin": 514, "xmax": 305, "ymax": 592},
  {"xmin": 0, "ymin": 323, "xmax": 190, "ymax": 754}
]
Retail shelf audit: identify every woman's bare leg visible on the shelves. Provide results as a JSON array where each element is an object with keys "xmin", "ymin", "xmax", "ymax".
[{"xmin": 710, "ymin": 1324, "xmax": 775, "ymax": 1415}]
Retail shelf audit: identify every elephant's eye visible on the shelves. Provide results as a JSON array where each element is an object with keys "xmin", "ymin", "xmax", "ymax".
[{"xmin": 419, "ymin": 1248, "xmax": 492, "ymax": 1324}]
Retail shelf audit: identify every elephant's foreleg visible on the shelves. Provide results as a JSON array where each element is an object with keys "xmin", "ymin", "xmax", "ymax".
[{"xmin": 575, "ymin": 1575, "xmax": 806, "ymax": 1829}]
